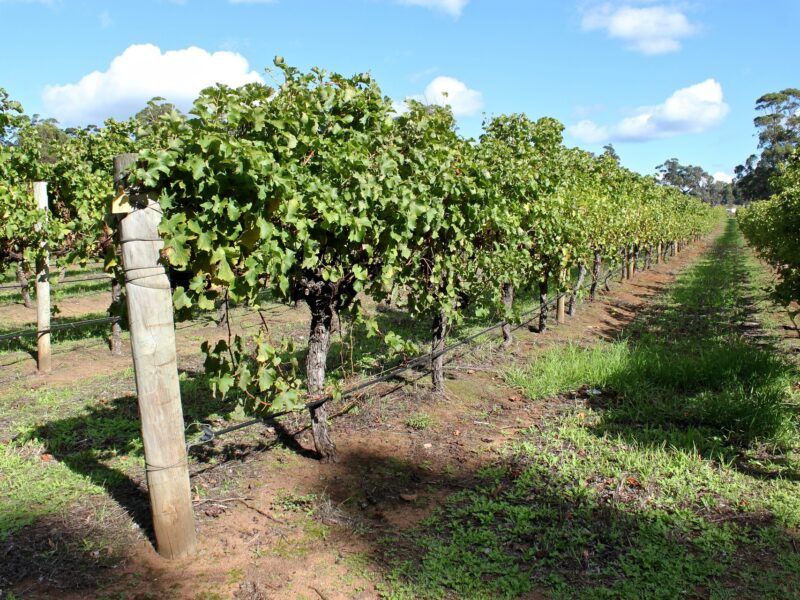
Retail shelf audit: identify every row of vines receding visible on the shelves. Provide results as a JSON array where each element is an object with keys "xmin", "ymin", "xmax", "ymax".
[{"xmin": 0, "ymin": 59, "xmax": 720, "ymax": 462}]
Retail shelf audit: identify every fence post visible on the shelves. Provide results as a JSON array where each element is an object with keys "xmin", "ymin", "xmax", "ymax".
[
  {"xmin": 114, "ymin": 154, "xmax": 196, "ymax": 560},
  {"xmin": 34, "ymin": 182, "xmax": 51, "ymax": 374},
  {"xmin": 556, "ymin": 269, "xmax": 566, "ymax": 324}
]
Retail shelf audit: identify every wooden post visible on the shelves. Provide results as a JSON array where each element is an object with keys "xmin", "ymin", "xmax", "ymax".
[
  {"xmin": 34, "ymin": 182, "xmax": 51, "ymax": 374},
  {"xmin": 656, "ymin": 242, "xmax": 662, "ymax": 265},
  {"xmin": 114, "ymin": 154, "xmax": 196, "ymax": 560},
  {"xmin": 556, "ymin": 269, "xmax": 566, "ymax": 324}
]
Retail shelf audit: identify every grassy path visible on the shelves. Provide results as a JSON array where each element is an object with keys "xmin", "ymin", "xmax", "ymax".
[{"xmin": 381, "ymin": 219, "xmax": 800, "ymax": 599}]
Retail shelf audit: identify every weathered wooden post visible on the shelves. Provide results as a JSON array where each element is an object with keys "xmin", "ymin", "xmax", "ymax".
[
  {"xmin": 656, "ymin": 242, "xmax": 662, "ymax": 265},
  {"xmin": 34, "ymin": 182, "xmax": 51, "ymax": 374},
  {"xmin": 113, "ymin": 154, "xmax": 196, "ymax": 560}
]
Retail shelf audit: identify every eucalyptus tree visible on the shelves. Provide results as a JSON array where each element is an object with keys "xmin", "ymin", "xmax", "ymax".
[
  {"xmin": 135, "ymin": 60, "xmax": 416, "ymax": 462},
  {"xmin": 735, "ymin": 88, "xmax": 800, "ymax": 202}
]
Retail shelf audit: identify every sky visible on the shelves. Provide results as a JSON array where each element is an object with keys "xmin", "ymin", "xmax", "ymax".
[{"xmin": 1, "ymin": 0, "xmax": 797, "ymax": 182}]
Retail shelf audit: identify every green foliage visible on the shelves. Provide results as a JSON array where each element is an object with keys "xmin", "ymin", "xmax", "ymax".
[
  {"xmin": 135, "ymin": 59, "xmax": 417, "ymax": 410},
  {"xmin": 393, "ymin": 101, "xmax": 490, "ymax": 329},
  {"xmin": 0, "ymin": 89, "xmax": 65, "ymax": 270},
  {"xmin": 405, "ymin": 413, "xmax": 434, "ymax": 430},
  {"xmin": 739, "ymin": 150, "xmax": 800, "ymax": 310},
  {"xmin": 0, "ymin": 62, "xmax": 718, "ymax": 423}
]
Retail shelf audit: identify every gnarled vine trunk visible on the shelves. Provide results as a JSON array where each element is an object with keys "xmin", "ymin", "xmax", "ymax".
[
  {"xmin": 626, "ymin": 246, "xmax": 635, "ymax": 279},
  {"xmin": 500, "ymin": 282, "xmax": 514, "ymax": 349},
  {"xmin": 304, "ymin": 288, "xmax": 337, "ymax": 463},
  {"xmin": 620, "ymin": 248, "xmax": 627, "ymax": 282},
  {"xmin": 16, "ymin": 262, "xmax": 33, "ymax": 309},
  {"xmin": 431, "ymin": 309, "xmax": 448, "ymax": 393},
  {"xmin": 589, "ymin": 251, "xmax": 602, "ymax": 301},
  {"xmin": 111, "ymin": 278, "xmax": 123, "ymax": 355},
  {"xmin": 568, "ymin": 263, "xmax": 586, "ymax": 316},
  {"xmin": 538, "ymin": 273, "xmax": 549, "ymax": 333},
  {"xmin": 216, "ymin": 293, "xmax": 229, "ymax": 328}
]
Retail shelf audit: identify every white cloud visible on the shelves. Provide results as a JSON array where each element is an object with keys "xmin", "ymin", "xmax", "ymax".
[
  {"xmin": 569, "ymin": 120, "xmax": 609, "ymax": 144},
  {"xmin": 397, "ymin": 0, "xmax": 468, "ymax": 17},
  {"xmin": 401, "ymin": 76, "xmax": 484, "ymax": 117},
  {"xmin": 568, "ymin": 79, "xmax": 729, "ymax": 144},
  {"xmin": 42, "ymin": 44, "xmax": 263, "ymax": 125},
  {"xmin": 581, "ymin": 3, "xmax": 697, "ymax": 54},
  {"xmin": 713, "ymin": 171, "xmax": 733, "ymax": 183}
]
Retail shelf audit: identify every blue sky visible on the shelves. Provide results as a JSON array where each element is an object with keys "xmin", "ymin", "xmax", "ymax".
[{"xmin": 1, "ymin": 0, "xmax": 797, "ymax": 181}]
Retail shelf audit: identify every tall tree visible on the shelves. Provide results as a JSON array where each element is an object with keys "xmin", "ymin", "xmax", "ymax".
[
  {"xmin": 655, "ymin": 158, "xmax": 714, "ymax": 200},
  {"xmin": 734, "ymin": 88, "xmax": 800, "ymax": 202}
]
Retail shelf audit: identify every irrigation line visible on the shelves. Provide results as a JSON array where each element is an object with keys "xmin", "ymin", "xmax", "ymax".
[{"xmin": 51, "ymin": 274, "xmax": 113, "ymax": 285}]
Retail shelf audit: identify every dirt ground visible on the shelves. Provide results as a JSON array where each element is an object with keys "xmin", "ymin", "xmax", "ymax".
[{"xmin": 11, "ymin": 233, "xmax": 790, "ymax": 600}]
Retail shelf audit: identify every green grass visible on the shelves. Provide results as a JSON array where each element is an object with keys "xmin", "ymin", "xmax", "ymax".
[
  {"xmin": 378, "ymin": 219, "xmax": 800, "ymax": 599},
  {"xmin": 0, "ymin": 443, "xmax": 105, "ymax": 535},
  {"xmin": 405, "ymin": 413, "xmax": 435, "ymax": 430},
  {"xmin": 0, "ymin": 369, "xmax": 241, "ymax": 539}
]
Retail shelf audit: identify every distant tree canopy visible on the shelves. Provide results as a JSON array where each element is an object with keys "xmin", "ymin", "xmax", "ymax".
[
  {"xmin": 734, "ymin": 88, "xmax": 800, "ymax": 203},
  {"xmin": 655, "ymin": 158, "xmax": 733, "ymax": 205},
  {"xmin": 134, "ymin": 97, "xmax": 182, "ymax": 129},
  {"xmin": 602, "ymin": 143, "xmax": 620, "ymax": 163}
]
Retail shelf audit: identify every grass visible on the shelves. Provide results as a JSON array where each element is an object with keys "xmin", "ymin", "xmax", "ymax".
[
  {"xmin": 405, "ymin": 412, "xmax": 435, "ymax": 430},
  {"xmin": 0, "ymin": 369, "xmax": 240, "ymax": 539},
  {"xmin": 378, "ymin": 219, "xmax": 800, "ymax": 599},
  {"xmin": 0, "ymin": 443, "xmax": 105, "ymax": 534}
]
